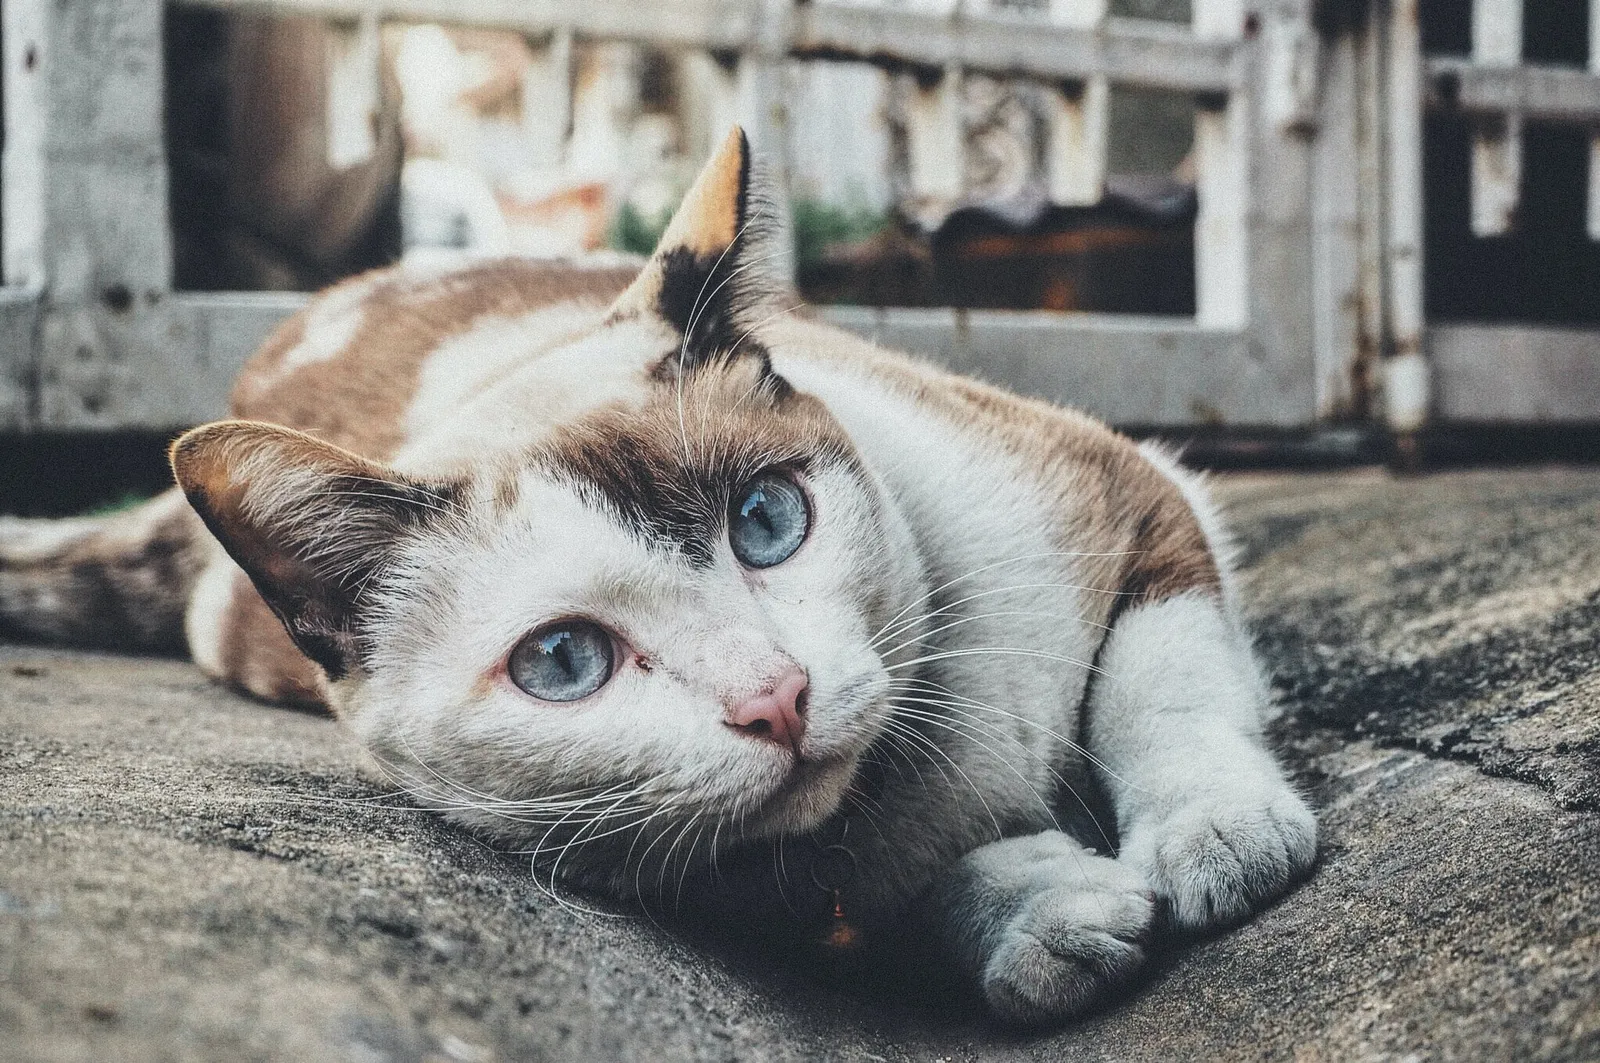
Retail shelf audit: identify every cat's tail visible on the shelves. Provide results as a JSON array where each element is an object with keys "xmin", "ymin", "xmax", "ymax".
[{"xmin": 0, "ymin": 488, "xmax": 206, "ymax": 654}]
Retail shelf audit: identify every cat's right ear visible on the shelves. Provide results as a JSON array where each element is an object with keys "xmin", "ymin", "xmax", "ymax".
[{"xmin": 170, "ymin": 421, "xmax": 457, "ymax": 681}]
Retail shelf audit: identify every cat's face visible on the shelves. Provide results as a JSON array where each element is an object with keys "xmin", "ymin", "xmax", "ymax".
[
  {"xmin": 351, "ymin": 359, "xmax": 925, "ymax": 849},
  {"xmin": 171, "ymin": 129, "xmax": 930, "ymax": 872}
]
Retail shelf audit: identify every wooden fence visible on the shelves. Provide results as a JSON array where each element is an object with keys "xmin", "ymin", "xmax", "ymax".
[{"xmin": 1, "ymin": 0, "xmax": 1597, "ymax": 440}]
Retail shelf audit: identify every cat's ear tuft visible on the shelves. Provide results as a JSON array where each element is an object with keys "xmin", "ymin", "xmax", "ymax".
[
  {"xmin": 610, "ymin": 126, "xmax": 792, "ymax": 373},
  {"xmin": 170, "ymin": 421, "xmax": 457, "ymax": 681}
]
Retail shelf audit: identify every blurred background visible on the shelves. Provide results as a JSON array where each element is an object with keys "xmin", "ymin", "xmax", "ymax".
[
  {"xmin": 162, "ymin": 0, "xmax": 1200, "ymax": 309},
  {"xmin": 5, "ymin": 0, "xmax": 1600, "ymax": 512}
]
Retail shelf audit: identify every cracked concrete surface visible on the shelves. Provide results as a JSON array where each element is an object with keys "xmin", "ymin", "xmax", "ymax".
[{"xmin": 2, "ymin": 468, "xmax": 1598, "ymax": 1061}]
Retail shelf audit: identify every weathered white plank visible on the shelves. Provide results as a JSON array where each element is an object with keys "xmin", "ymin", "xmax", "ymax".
[
  {"xmin": 520, "ymin": 27, "xmax": 572, "ymax": 169},
  {"xmin": 1471, "ymin": 0, "xmax": 1521, "ymax": 66},
  {"xmin": 1383, "ymin": 0, "xmax": 1429, "ymax": 434},
  {"xmin": 1470, "ymin": 112, "xmax": 1522, "ymax": 236},
  {"xmin": 1190, "ymin": 0, "xmax": 1241, "ymax": 41},
  {"xmin": 183, "ymin": 0, "xmax": 1240, "ymax": 95},
  {"xmin": 0, "ymin": 288, "xmax": 42, "ymax": 430},
  {"xmin": 1190, "ymin": 0, "xmax": 1249, "ymax": 331},
  {"xmin": 904, "ymin": 65, "xmax": 965, "ymax": 214},
  {"xmin": 159, "ymin": 292, "xmax": 310, "ymax": 424},
  {"xmin": 136, "ymin": 295, "xmax": 1298, "ymax": 427},
  {"xmin": 1311, "ymin": 30, "xmax": 1364, "ymax": 419},
  {"xmin": 1426, "ymin": 58, "xmax": 1600, "ymax": 123},
  {"xmin": 1193, "ymin": 100, "xmax": 1249, "ymax": 330},
  {"xmin": 1588, "ymin": 0, "xmax": 1600, "ymax": 240},
  {"xmin": 821, "ymin": 307, "xmax": 1308, "ymax": 426},
  {"xmin": 4, "ymin": 0, "xmax": 176, "ymax": 430},
  {"xmin": 1264, "ymin": 5, "xmax": 1320, "ymax": 134},
  {"xmin": 1048, "ymin": 0, "xmax": 1107, "ymax": 30},
  {"xmin": 1044, "ymin": 77, "xmax": 1108, "ymax": 206},
  {"xmin": 1432, "ymin": 324, "xmax": 1600, "ymax": 422},
  {"xmin": 325, "ymin": 14, "xmax": 381, "ymax": 169},
  {"xmin": 1042, "ymin": 0, "xmax": 1109, "ymax": 208},
  {"xmin": 1467, "ymin": 0, "xmax": 1522, "ymax": 237}
]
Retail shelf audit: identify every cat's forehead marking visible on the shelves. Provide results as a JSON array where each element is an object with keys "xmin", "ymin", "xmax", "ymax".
[{"xmin": 534, "ymin": 363, "xmax": 855, "ymax": 565}]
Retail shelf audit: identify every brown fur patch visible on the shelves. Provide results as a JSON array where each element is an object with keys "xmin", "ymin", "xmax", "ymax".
[
  {"xmin": 539, "ymin": 355, "xmax": 855, "ymax": 565},
  {"xmin": 201, "ymin": 258, "xmax": 634, "ymax": 702},
  {"xmin": 232, "ymin": 258, "xmax": 637, "ymax": 461},
  {"xmin": 218, "ymin": 565, "xmax": 327, "ymax": 707}
]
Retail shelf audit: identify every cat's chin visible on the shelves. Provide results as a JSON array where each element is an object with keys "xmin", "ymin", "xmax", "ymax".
[{"xmin": 745, "ymin": 751, "xmax": 860, "ymax": 837}]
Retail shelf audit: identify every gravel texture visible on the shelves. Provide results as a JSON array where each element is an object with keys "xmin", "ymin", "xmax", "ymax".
[{"xmin": 2, "ymin": 467, "xmax": 1597, "ymax": 1062}]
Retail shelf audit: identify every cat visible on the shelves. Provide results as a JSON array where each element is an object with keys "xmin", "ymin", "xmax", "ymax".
[{"xmin": 0, "ymin": 128, "xmax": 1315, "ymax": 1026}]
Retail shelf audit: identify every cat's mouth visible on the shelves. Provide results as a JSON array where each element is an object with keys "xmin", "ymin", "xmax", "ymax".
[{"xmin": 746, "ymin": 749, "xmax": 859, "ymax": 835}]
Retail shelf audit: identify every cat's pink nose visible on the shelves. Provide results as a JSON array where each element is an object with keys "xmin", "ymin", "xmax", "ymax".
[{"xmin": 724, "ymin": 667, "xmax": 809, "ymax": 755}]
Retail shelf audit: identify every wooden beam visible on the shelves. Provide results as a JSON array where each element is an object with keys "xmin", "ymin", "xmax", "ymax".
[
  {"xmin": 178, "ymin": 0, "xmax": 1240, "ymax": 94},
  {"xmin": 1432, "ymin": 324, "xmax": 1600, "ymax": 422},
  {"xmin": 821, "ymin": 307, "xmax": 1306, "ymax": 427},
  {"xmin": 1427, "ymin": 58, "xmax": 1600, "ymax": 124}
]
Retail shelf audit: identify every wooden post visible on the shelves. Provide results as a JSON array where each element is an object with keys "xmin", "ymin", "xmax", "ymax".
[
  {"xmin": 1190, "ymin": 0, "xmax": 1251, "ymax": 332},
  {"xmin": 1046, "ymin": 78, "xmax": 1108, "ymax": 207},
  {"xmin": 1587, "ymin": 0, "xmax": 1600, "ymax": 239},
  {"xmin": 1383, "ymin": 0, "xmax": 1429, "ymax": 440},
  {"xmin": 904, "ymin": 64, "xmax": 965, "ymax": 226},
  {"xmin": 521, "ymin": 27, "xmax": 573, "ymax": 170},
  {"xmin": 1044, "ymin": 0, "xmax": 1108, "ymax": 206},
  {"xmin": 2, "ymin": 0, "xmax": 177, "ymax": 429},
  {"xmin": 325, "ymin": 14, "xmax": 381, "ymax": 170},
  {"xmin": 1312, "ymin": 25, "xmax": 1365, "ymax": 418},
  {"xmin": 1469, "ymin": 0, "xmax": 1522, "ymax": 236}
]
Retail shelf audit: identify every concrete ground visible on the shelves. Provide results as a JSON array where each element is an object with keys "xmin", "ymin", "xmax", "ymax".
[{"xmin": 2, "ymin": 467, "xmax": 1597, "ymax": 1062}]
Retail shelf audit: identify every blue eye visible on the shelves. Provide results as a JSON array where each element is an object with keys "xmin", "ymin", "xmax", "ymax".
[
  {"xmin": 729, "ymin": 471, "xmax": 809, "ymax": 569},
  {"xmin": 508, "ymin": 621, "xmax": 614, "ymax": 702}
]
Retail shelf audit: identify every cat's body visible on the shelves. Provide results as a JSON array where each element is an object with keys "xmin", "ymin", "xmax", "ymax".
[{"xmin": 0, "ymin": 131, "xmax": 1314, "ymax": 1025}]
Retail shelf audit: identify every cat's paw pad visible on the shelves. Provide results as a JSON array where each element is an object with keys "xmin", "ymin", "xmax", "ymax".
[
  {"xmin": 1123, "ymin": 788, "xmax": 1316, "ymax": 931},
  {"xmin": 979, "ymin": 857, "xmax": 1153, "ymax": 1027}
]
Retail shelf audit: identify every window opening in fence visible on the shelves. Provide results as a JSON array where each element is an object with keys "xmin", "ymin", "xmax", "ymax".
[{"xmin": 163, "ymin": 6, "xmax": 1208, "ymax": 318}]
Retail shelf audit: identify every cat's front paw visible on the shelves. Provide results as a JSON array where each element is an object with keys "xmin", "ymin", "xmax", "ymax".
[
  {"xmin": 974, "ymin": 841, "xmax": 1154, "ymax": 1027},
  {"xmin": 1121, "ymin": 786, "xmax": 1316, "ymax": 931}
]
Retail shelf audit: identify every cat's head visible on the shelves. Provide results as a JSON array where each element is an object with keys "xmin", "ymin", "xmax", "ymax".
[{"xmin": 171, "ymin": 130, "xmax": 929, "ymax": 875}]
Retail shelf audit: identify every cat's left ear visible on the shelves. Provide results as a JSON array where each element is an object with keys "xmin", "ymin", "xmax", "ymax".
[
  {"xmin": 609, "ymin": 126, "xmax": 791, "ymax": 374},
  {"xmin": 170, "ymin": 421, "xmax": 458, "ymax": 681}
]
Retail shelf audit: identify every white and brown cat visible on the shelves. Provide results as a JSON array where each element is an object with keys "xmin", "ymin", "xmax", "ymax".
[{"xmin": 0, "ymin": 129, "xmax": 1314, "ymax": 1026}]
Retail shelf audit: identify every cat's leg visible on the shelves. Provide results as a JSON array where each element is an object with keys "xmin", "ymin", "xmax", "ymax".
[
  {"xmin": 1087, "ymin": 592, "xmax": 1316, "ymax": 930},
  {"xmin": 921, "ymin": 830, "xmax": 1154, "ymax": 1026}
]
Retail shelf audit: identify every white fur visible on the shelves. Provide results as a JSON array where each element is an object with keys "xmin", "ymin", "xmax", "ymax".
[
  {"xmin": 1087, "ymin": 594, "xmax": 1316, "ymax": 929},
  {"xmin": 185, "ymin": 550, "xmax": 237, "ymax": 681},
  {"xmin": 395, "ymin": 314, "xmax": 674, "ymax": 478}
]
